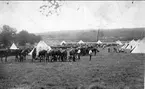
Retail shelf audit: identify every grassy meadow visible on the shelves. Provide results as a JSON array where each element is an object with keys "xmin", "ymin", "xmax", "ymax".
[{"xmin": 0, "ymin": 48, "xmax": 144, "ymax": 89}]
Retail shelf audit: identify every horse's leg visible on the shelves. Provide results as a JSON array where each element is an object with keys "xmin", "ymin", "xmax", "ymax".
[
  {"xmin": 51, "ymin": 56, "xmax": 53, "ymax": 62},
  {"xmin": 55, "ymin": 55, "xmax": 57, "ymax": 62},
  {"xmin": 61, "ymin": 55, "xmax": 64, "ymax": 62},
  {"xmin": 41, "ymin": 56, "xmax": 43, "ymax": 62},
  {"xmin": 50, "ymin": 56, "xmax": 52, "ymax": 62},
  {"xmin": 69, "ymin": 55, "xmax": 72, "ymax": 62},
  {"xmin": 19, "ymin": 56, "xmax": 21, "ymax": 62},
  {"xmin": 40, "ymin": 57, "xmax": 41, "ymax": 62},
  {"xmin": 52, "ymin": 56, "xmax": 54, "ymax": 62},
  {"xmin": 1, "ymin": 57, "xmax": 3, "ymax": 63},
  {"xmin": 47, "ymin": 55, "xmax": 49, "ymax": 62},
  {"xmin": 24, "ymin": 55, "xmax": 26, "ymax": 61},
  {"xmin": 5, "ymin": 56, "xmax": 7, "ymax": 62},
  {"xmin": 22, "ymin": 56, "xmax": 23, "ymax": 62},
  {"xmin": 41, "ymin": 56, "xmax": 42, "ymax": 62},
  {"xmin": 43, "ymin": 56, "xmax": 45, "ymax": 62},
  {"xmin": 46, "ymin": 54, "xmax": 49, "ymax": 62},
  {"xmin": 19, "ymin": 55, "xmax": 21, "ymax": 62},
  {"xmin": 62, "ymin": 55, "xmax": 64, "ymax": 62},
  {"xmin": 44, "ymin": 56, "xmax": 46, "ymax": 62},
  {"xmin": 20, "ymin": 56, "xmax": 22, "ymax": 62},
  {"xmin": 16, "ymin": 55, "xmax": 19, "ymax": 62},
  {"xmin": 45, "ymin": 56, "xmax": 47, "ymax": 62},
  {"xmin": 53, "ymin": 56, "xmax": 55, "ymax": 62},
  {"xmin": 57, "ymin": 55, "xmax": 59, "ymax": 62},
  {"xmin": 24, "ymin": 55, "xmax": 25, "ymax": 61},
  {"xmin": 65, "ymin": 55, "xmax": 67, "ymax": 62},
  {"xmin": 23, "ymin": 55, "xmax": 25, "ymax": 61},
  {"xmin": 25, "ymin": 55, "xmax": 27, "ymax": 60},
  {"xmin": 73, "ymin": 55, "xmax": 75, "ymax": 62},
  {"xmin": 46, "ymin": 55, "xmax": 49, "ymax": 62},
  {"xmin": 42, "ymin": 56, "xmax": 43, "ymax": 62}
]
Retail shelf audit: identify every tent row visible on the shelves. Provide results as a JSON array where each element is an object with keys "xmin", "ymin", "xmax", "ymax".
[
  {"xmin": 8, "ymin": 41, "xmax": 52, "ymax": 56},
  {"xmin": 60, "ymin": 40, "xmax": 103, "ymax": 45},
  {"xmin": 9, "ymin": 39, "xmax": 121, "ymax": 50},
  {"xmin": 60, "ymin": 40, "xmax": 125, "ymax": 45},
  {"xmin": 121, "ymin": 38, "xmax": 145, "ymax": 53},
  {"xmin": 9, "ymin": 38, "xmax": 145, "ymax": 56}
]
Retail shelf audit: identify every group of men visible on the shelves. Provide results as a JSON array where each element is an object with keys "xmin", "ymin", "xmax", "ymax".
[
  {"xmin": 32, "ymin": 46, "xmax": 96, "ymax": 62},
  {"xmin": 69, "ymin": 47, "xmax": 94, "ymax": 61}
]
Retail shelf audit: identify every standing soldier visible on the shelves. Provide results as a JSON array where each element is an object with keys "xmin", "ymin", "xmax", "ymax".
[
  {"xmin": 67, "ymin": 48, "xmax": 70, "ymax": 61},
  {"xmin": 94, "ymin": 47, "xmax": 97, "ymax": 55},
  {"xmin": 108, "ymin": 47, "xmax": 110, "ymax": 53},
  {"xmin": 77, "ymin": 48, "xmax": 81, "ymax": 60},
  {"xmin": 89, "ymin": 49, "xmax": 93, "ymax": 61}
]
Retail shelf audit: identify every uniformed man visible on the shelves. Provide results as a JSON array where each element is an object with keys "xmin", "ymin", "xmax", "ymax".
[
  {"xmin": 77, "ymin": 48, "xmax": 81, "ymax": 60},
  {"xmin": 89, "ymin": 49, "xmax": 93, "ymax": 61}
]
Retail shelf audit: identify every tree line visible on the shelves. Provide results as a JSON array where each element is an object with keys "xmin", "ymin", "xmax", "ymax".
[
  {"xmin": 40, "ymin": 28, "xmax": 145, "ymax": 42},
  {"xmin": 0, "ymin": 25, "xmax": 42, "ymax": 48}
]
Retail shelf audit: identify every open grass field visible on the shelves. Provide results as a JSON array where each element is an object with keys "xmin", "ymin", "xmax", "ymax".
[{"xmin": 0, "ymin": 49, "xmax": 144, "ymax": 89}]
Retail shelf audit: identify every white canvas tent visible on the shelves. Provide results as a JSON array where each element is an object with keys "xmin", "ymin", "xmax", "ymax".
[
  {"xmin": 10, "ymin": 43, "xmax": 19, "ymax": 50},
  {"xmin": 136, "ymin": 39, "xmax": 141, "ymax": 43},
  {"xmin": 60, "ymin": 41, "xmax": 66, "ymax": 45},
  {"xmin": 36, "ymin": 41, "xmax": 51, "ymax": 55},
  {"xmin": 78, "ymin": 40, "xmax": 84, "ymax": 44},
  {"xmin": 116, "ymin": 40, "xmax": 123, "ymax": 45},
  {"xmin": 121, "ymin": 42, "xmax": 128, "ymax": 49},
  {"xmin": 29, "ymin": 41, "xmax": 51, "ymax": 56},
  {"xmin": 28, "ymin": 47, "xmax": 35, "ymax": 56},
  {"xmin": 97, "ymin": 40, "xmax": 102, "ymax": 44},
  {"xmin": 132, "ymin": 38, "xmax": 145, "ymax": 53},
  {"xmin": 126, "ymin": 39, "xmax": 137, "ymax": 50}
]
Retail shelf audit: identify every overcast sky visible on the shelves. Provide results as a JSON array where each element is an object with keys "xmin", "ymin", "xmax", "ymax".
[{"xmin": 0, "ymin": 1, "xmax": 145, "ymax": 33}]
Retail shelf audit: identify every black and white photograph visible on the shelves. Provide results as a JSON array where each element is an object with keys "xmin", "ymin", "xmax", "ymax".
[{"xmin": 0, "ymin": 0, "xmax": 144, "ymax": 89}]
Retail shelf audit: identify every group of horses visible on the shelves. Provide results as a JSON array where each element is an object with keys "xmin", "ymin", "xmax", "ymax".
[
  {"xmin": 0, "ymin": 48, "xmax": 31, "ymax": 62},
  {"xmin": 0, "ymin": 43, "xmax": 130, "ymax": 63},
  {"xmin": 32, "ymin": 47, "xmax": 99, "ymax": 62},
  {"xmin": 0, "ymin": 46, "xmax": 98, "ymax": 63}
]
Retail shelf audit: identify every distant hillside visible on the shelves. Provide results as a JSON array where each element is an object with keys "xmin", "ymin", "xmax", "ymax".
[{"xmin": 37, "ymin": 28, "xmax": 145, "ymax": 42}]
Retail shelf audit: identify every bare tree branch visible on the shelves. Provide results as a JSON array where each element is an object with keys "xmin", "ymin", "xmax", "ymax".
[{"xmin": 39, "ymin": 0, "xmax": 65, "ymax": 16}]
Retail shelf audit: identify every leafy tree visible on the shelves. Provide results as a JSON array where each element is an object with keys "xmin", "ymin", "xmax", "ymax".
[
  {"xmin": 16, "ymin": 30, "xmax": 42, "ymax": 46},
  {"xmin": 0, "ymin": 25, "xmax": 17, "ymax": 47},
  {"xmin": 28, "ymin": 33, "xmax": 42, "ymax": 44},
  {"xmin": 16, "ymin": 30, "xmax": 29, "ymax": 46},
  {"xmin": 16, "ymin": 30, "xmax": 41, "ymax": 46}
]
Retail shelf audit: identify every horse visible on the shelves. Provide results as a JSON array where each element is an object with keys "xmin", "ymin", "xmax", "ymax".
[
  {"xmin": 69, "ymin": 48, "xmax": 77, "ymax": 62},
  {"xmin": 38, "ymin": 50, "xmax": 47, "ymax": 62},
  {"xmin": 19, "ymin": 48, "xmax": 31, "ymax": 62},
  {"xmin": 60, "ymin": 49, "xmax": 67, "ymax": 62},
  {"xmin": 0, "ymin": 49, "xmax": 8, "ymax": 62},
  {"xmin": 8, "ymin": 49, "xmax": 22, "ymax": 62},
  {"xmin": 0, "ymin": 49, "xmax": 24, "ymax": 62},
  {"xmin": 92, "ymin": 47, "xmax": 99, "ymax": 55}
]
